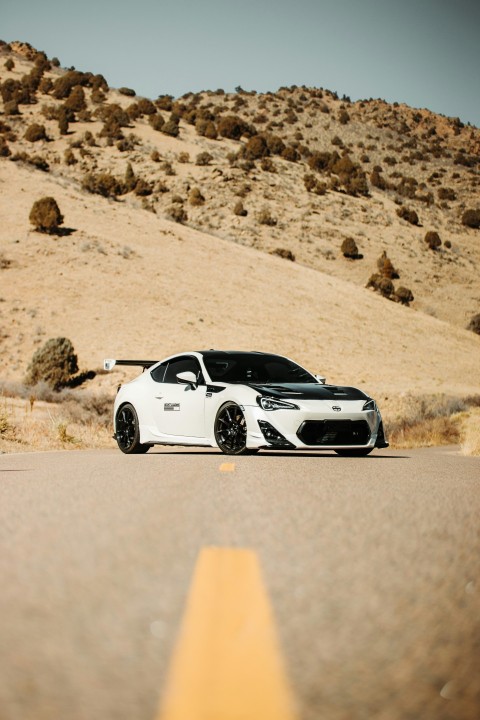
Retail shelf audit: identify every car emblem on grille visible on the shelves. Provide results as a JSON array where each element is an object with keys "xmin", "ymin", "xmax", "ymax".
[{"xmin": 332, "ymin": 406, "xmax": 342, "ymax": 411}]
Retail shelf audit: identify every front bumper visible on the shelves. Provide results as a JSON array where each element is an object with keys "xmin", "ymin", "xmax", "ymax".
[{"xmin": 243, "ymin": 400, "xmax": 384, "ymax": 451}]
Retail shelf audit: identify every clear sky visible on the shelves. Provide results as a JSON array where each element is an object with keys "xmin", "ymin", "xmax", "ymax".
[{"xmin": 2, "ymin": 0, "xmax": 479, "ymax": 127}]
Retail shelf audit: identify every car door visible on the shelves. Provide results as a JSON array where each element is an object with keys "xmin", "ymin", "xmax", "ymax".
[{"xmin": 151, "ymin": 355, "xmax": 206, "ymax": 438}]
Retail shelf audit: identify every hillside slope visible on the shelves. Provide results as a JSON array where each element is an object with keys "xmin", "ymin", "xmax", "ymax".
[{"xmin": 0, "ymin": 40, "xmax": 479, "ymax": 406}]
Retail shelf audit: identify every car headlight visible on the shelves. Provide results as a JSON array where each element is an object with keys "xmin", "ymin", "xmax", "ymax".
[
  {"xmin": 257, "ymin": 396, "xmax": 300, "ymax": 411},
  {"xmin": 362, "ymin": 398, "xmax": 376, "ymax": 412}
]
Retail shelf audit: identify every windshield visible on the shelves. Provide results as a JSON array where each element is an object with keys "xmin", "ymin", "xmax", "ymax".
[{"xmin": 202, "ymin": 353, "xmax": 317, "ymax": 384}]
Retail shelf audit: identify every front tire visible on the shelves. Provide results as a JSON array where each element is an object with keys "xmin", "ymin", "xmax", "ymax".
[
  {"xmin": 214, "ymin": 402, "xmax": 249, "ymax": 455},
  {"xmin": 115, "ymin": 403, "xmax": 150, "ymax": 454},
  {"xmin": 335, "ymin": 448, "xmax": 373, "ymax": 457}
]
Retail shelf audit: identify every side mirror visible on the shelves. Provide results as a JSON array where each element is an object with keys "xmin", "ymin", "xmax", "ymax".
[
  {"xmin": 176, "ymin": 371, "xmax": 197, "ymax": 389},
  {"xmin": 314, "ymin": 374, "xmax": 326, "ymax": 384}
]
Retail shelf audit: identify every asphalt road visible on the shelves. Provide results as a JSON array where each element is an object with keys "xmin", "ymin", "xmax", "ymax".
[{"xmin": 0, "ymin": 446, "xmax": 479, "ymax": 720}]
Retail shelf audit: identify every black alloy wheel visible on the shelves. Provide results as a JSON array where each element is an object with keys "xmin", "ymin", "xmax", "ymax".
[
  {"xmin": 115, "ymin": 403, "xmax": 150, "ymax": 454},
  {"xmin": 214, "ymin": 402, "xmax": 249, "ymax": 455}
]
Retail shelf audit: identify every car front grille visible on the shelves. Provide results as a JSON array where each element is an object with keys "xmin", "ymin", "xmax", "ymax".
[{"xmin": 297, "ymin": 419, "xmax": 371, "ymax": 446}]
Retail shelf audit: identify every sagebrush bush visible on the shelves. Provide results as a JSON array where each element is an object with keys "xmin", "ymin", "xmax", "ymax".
[
  {"xmin": 82, "ymin": 173, "xmax": 124, "ymax": 198},
  {"xmin": 257, "ymin": 207, "xmax": 277, "ymax": 226},
  {"xmin": 377, "ymin": 251, "xmax": 399, "ymax": 279},
  {"xmin": 424, "ymin": 231, "xmax": 441, "ymax": 250},
  {"xmin": 394, "ymin": 286, "xmax": 414, "ymax": 305},
  {"xmin": 29, "ymin": 197, "xmax": 64, "ymax": 234},
  {"xmin": 167, "ymin": 204, "xmax": 187, "ymax": 223},
  {"xmin": 189, "ymin": 187, "xmax": 205, "ymax": 206},
  {"xmin": 64, "ymin": 86, "xmax": 86, "ymax": 112},
  {"xmin": 24, "ymin": 123, "xmax": 47, "ymax": 142},
  {"xmin": 25, "ymin": 338, "xmax": 79, "ymax": 390},
  {"xmin": 217, "ymin": 115, "xmax": 249, "ymax": 140},
  {"xmin": 233, "ymin": 200, "xmax": 247, "ymax": 216},
  {"xmin": 196, "ymin": 151, "xmax": 213, "ymax": 166},
  {"xmin": 119, "ymin": 87, "xmax": 136, "ymax": 97},
  {"xmin": 245, "ymin": 135, "xmax": 269, "ymax": 160},
  {"xmin": 271, "ymin": 248, "xmax": 295, "ymax": 261},
  {"xmin": 396, "ymin": 206, "xmax": 419, "ymax": 225},
  {"xmin": 341, "ymin": 238, "xmax": 362, "ymax": 259},
  {"xmin": 149, "ymin": 113, "xmax": 165, "ymax": 131},
  {"xmin": 467, "ymin": 314, "xmax": 480, "ymax": 335},
  {"xmin": 366, "ymin": 274, "xmax": 394, "ymax": 298},
  {"xmin": 461, "ymin": 209, "xmax": 480, "ymax": 229}
]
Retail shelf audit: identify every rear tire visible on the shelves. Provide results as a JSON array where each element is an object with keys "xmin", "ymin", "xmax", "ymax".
[
  {"xmin": 115, "ymin": 403, "xmax": 150, "ymax": 454},
  {"xmin": 335, "ymin": 448, "xmax": 373, "ymax": 457}
]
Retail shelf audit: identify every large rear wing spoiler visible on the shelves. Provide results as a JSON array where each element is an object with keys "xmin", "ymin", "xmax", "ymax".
[{"xmin": 104, "ymin": 359, "xmax": 157, "ymax": 371}]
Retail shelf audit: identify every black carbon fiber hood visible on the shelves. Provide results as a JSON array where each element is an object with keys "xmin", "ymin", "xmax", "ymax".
[{"xmin": 248, "ymin": 383, "xmax": 369, "ymax": 401}]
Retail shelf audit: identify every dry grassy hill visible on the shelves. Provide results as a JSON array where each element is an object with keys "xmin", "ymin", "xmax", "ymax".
[{"xmin": 0, "ymin": 40, "xmax": 479, "ymax": 452}]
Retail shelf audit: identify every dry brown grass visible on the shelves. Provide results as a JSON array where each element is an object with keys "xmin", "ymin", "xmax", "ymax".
[{"xmin": 384, "ymin": 394, "xmax": 480, "ymax": 454}]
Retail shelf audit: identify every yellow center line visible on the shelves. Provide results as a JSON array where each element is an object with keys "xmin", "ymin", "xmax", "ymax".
[
  {"xmin": 219, "ymin": 462, "xmax": 236, "ymax": 472},
  {"xmin": 157, "ymin": 547, "xmax": 297, "ymax": 720}
]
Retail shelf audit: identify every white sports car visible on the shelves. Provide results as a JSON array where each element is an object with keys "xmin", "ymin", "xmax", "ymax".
[{"xmin": 104, "ymin": 350, "xmax": 388, "ymax": 456}]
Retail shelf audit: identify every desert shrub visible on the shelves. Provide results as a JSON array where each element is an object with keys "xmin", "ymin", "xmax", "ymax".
[
  {"xmin": 196, "ymin": 119, "xmax": 218, "ymax": 139},
  {"xmin": 4, "ymin": 58, "xmax": 14, "ymax": 71},
  {"xmin": 24, "ymin": 123, "xmax": 47, "ymax": 142},
  {"xmin": 64, "ymin": 86, "xmax": 86, "ymax": 112},
  {"xmin": 162, "ymin": 117, "xmax": 180, "ymax": 137},
  {"xmin": 64, "ymin": 149, "xmax": 77, "ymax": 165},
  {"xmin": 366, "ymin": 274, "xmax": 394, "ymax": 298},
  {"xmin": 245, "ymin": 135, "xmax": 269, "ymax": 159},
  {"xmin": 281, "ymin": 146, "xmax": 299, "ymax": 162},
  {"xmin": 384, "ymin": 155, "xmax": 397, "ymax": 166},
  {"xmin": 156, "ymin": 95, "xmax": 173, "ymax": 111},
  {"xmin": 217, "ymin": 115, "xmax": 249, "ymax": 140},
  {"xmin": 189, "ymin": 187, "xmax": 205, "ymax": 206},
  {"xmin": 166, "ymin": 204, "xmax": 187, "ymax": 223},
  {"xmin": 265, "ymin": 134, "xmax": 285, "ymax": 155},
  {"xmin": 233, "ymin": 201, "xmax": 247, "ymax": 216},
  {"xmin": 24, "ymin": 337, "xmax": 79, "ymax": 390},
  {"xmin": 270, "ymin": 248, "xmax": 295, "ymax": 261},
  {"xmin": 461, "ymin": 209, "xmax": 480, "ymax": 229},
  {"xmin": 0, "ymin": 137, "xmax": 11, "ymax": 157},
  {"xmin": 116, "ymin": 134, "xmax": 139, "ymax": 152},
  {"xmin": 331, "ymin": 135, "xmax": 343, "ymax": 146},
  {"xmin": 58, "ymin": 108, "xmax": 69, "ymax": 135},
  {"xmin": 4, "ymin": 100, "xmax": 19, "ymax": 116},
  {"xmin": 467, "ymin": 314, "xmax": 480, "ymax": 335},
  {"xmin": 257, "ymin": 207, "xmax": 277, "ymax": 226},
  {"xmin": 196, "ymin": 151, "xmax": 213, "ymax": 166},
  {"xmin": 177, "ymin": 152, "xmax": 190, "ymax": 163},
  {"xmin": 437, "ymin": 187, "xmax": 456, "ymax": 201},
  {"xmin": 134, "ymin": 178, "xmax": 153, "ymax": 196},
  {"xmin": 396, "ymin": 206, "xmax": 419, "ymax": 225},
  {"xmin": 338, "ymin": 109, "xmax": 350, "ymax": 124},
  {"xmin": 424, "ymin": 231, "xmax": 441, "ymax": 250},
  {"xmin": 260, "ymin": 157, "xmax": 275, "ymax": 172},
  {"xmin": 377, "ymin": 251, "xmax": 399, "ymax": 279},
  {"xmin": 308, "ymin": 151, "xmax": 333, "ymax": 173},
  {"xmin": 119, "ymin": 87, "xmax": 136, "ymax": 97},
  {"xmin": 124, "ymin": 163, "xmax": 136, "ymax": 191},
  {"xmin": 137, "ymin": 98, "xmax": 156, "ymax": 115},
  {"xmin": 149, "ymin": 113, "xmax": 165, "ymax": 131},
  {"xmin": 29, "ymin": 197, "xmax": 64, "ymax": 234},
  {"xmin": 394, "ymin": 286, "xmax": 414, "ymax": 305},
  {"xmin": 370, "ymin": 169, "xmax": 388, "ymax": 190},
  {"xmin": 82, "ymin": 173, "xmax": 124, "ymax": 198},
  {"xmin": 341, "ymin": 237, "xmax": 362, "ymax": 259},
  {"xmin": 51, "ymin": 71, "xmax": 87, "ymax": 100}
]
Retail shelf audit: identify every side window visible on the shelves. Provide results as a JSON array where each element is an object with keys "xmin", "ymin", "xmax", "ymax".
[
  {"xmin": 151, "ymin": 361, "xmax": 168, "ymax": 383},
  {"xmin": 163, "ymin": 356, "xmax": 204, "ymax": 384}
]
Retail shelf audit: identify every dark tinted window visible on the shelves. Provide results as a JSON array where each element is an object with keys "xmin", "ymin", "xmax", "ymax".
[
  {"xmin": 151, "ymin": 361, "xmax": 168, "ymax": 383},
  {"xmin": 162, "ymin": 356, "xmax": 203, "ymax": 384},
  {"xmin": 203, "ymin": 353, "xmax": 316, "ymax": 384}
]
